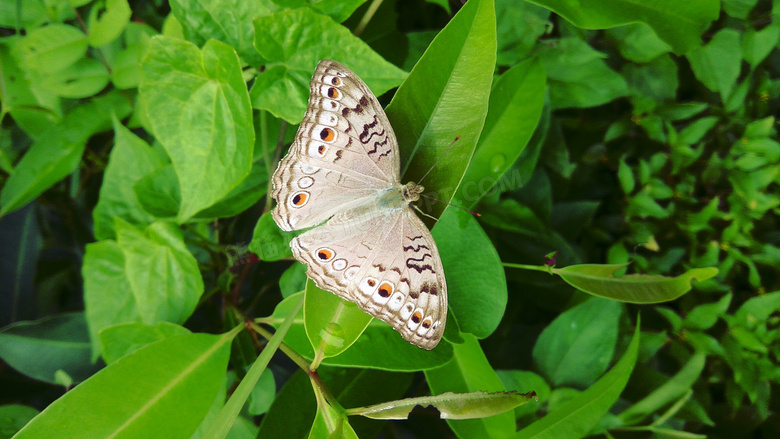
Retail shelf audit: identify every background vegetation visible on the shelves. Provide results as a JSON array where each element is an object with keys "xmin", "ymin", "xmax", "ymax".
[{"xmin": 1, "ymin": 0, "xmax": 778, "ymax": 437}]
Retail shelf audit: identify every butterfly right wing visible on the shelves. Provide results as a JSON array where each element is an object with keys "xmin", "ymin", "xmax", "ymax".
[
  {"xmin": 272, "ymin": 60, "xmax": 401, "ymax": 231},
  {"xmin": 290, "ymin": 203, "xmax": 447, "ymax": 350}
]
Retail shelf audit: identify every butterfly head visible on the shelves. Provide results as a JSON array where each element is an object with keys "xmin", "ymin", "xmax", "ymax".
[{"xmin": 402, "ymin": 182, "xmax": 424, "ymax": 203}]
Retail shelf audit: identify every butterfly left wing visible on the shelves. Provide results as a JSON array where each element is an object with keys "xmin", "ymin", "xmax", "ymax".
[{"xmin": 291, "ymin": 204, "xmax": 447, "ymax": 350}]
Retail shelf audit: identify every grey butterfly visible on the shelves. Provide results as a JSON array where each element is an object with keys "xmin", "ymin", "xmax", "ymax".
[{"xmin": 271, "ymin": 60, "xmax": 447, "ymax": 350}]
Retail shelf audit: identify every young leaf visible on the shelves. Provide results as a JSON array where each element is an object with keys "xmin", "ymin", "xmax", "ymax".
[
  {"xmin": 347, "ymin": 390, "xmax": 536, "ymax": 420},
  {"xmin": 553, "ymin": 264, "xmax": 718, "ymax": 303}
]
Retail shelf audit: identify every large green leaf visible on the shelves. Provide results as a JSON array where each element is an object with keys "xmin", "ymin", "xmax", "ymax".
[
  {"xmin": 387, "ymin": 0, "xmax": 497, "ymax": 223},
  {"xmin": 433, "ymin": 209, "xmax": 507, "ymax": 339},
  {"xmin": 526, "ymin": 0, "xmax": 720, "ymax": 54},
  {"xmin": 455, "ymin": 58, "xmax": 546, "ymax": 209},
  {"xmin": 13, "ymin": 331, "xmax": 237, "ymax": 439},
  {"xmin": 140, "ymin": 37, "xmax": 254, "ymax": 221}
]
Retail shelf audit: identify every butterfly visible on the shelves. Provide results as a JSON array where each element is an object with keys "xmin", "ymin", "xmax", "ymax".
[{"xmin": 271, "ymin": 60, "xmax": 447, "ymax": 350}]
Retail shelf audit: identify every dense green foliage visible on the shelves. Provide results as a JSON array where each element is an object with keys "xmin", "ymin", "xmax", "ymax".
[{"xmin": 1, "ymin": 0, "xmax": 778, "ymax": 437}]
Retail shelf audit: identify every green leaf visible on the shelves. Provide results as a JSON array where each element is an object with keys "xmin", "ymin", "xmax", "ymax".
[
  {"xmin": 249, "ymin": 211, "xmax": 295, "ymax": 262},
  {"xmin": 193, "ymin": 160, "xmax": 268, "ymax": 220},
  {"xmin": 537, "ymin": 38, "xmax": 628, "ymax": 110},
  {"xmin": 683, "ymin": 293, "xmax": 732, "ymax": 330},
  {"xmin": 496, "ymin": 0, "xmax": 551, "ymax": 65},
  {"xmin": 87, "ymin": 0, "xmax": 132, "ymax": 47},
  {"xmin": 256, "ymin": 370, "xmax": 317, "ymax": 438},
  {"xmin": 115, "ymin": 220, "xmax": 204, "ymax": 324},
  {"xmin": 250, "ymin": 8, "xmax": 406, "ymax": 123},
  {"xmin": 533, "ymin": 298, "xmax": 622, "ymax": 388},
  {"xmin": 730, "ymin": 290, "xmax": 780, "ymax": 327},
  {"xmin": 526, "ymin": 0, "xmax": 719, "ymax": 54},
  {"xmin": 742, "ymin": 23, "xmax": 780, "ymax": 70},
  {"xmin": 347, "ymin": 390, "xmax": 536, "ymax": 420},
  {"xmin": 37, "ymin": 57, "xmax": 110, "ymax": 99},
  {"xmin": 553, "ymin": 264, "xmax": 718, "ymax": 303},
  {"xmin": 0, "ymin": 43, "xmax": 61, "ymax": 140},
  {"xmin": 133, "ymin": 165, "xmax": 181, "ymax": 219},
  {"xmin": 92, "ymin": 119, "xmax": 163, "ymax": 240},
  {"xmin": 387, "ymin": 0, "xmax": 496, "ymax": 222},
  {"xmin": 83, "ymin": 240, "xmax": 138, "ymax": 359},
  {"xmin": 0, "ymin": 405, "xmax": 39, "ymax": 438},
  {"xmin": 425, "ymin": 334, "xmax": 515, "ymax": 439},
  {"xmin": 11, "ymin": 24, "xmax": 88, "ymax": 73},
  {"xmin": 304, "ymin": 282, "xmax": 372, "ymax": 360},
  {"xmin": 515, "ymin": 319, "xmax": 641, "ymax": 439},
  {"xmin": 169, "ymin": 0, "xmax": 272, "ymax": 66},
  {"xmin": 617, "ymin": 353, "xmax": 706, "ymax": 425},
  {"xmin": 204, "ymin": 298, "xmax": 302, "ymax": 439},
  {"xmin": 98, "ymin": 322, "xmax": 191, "ymax": 364},
  {"xmin": 606, "ymin": 23, "xmax": 673, "ymax": 63},
  {"xmin": 279, "ymin": 262, "xmax": 307, "ymax": 298},
  {"xmin": 455, "ymin": 58, "xmax": 546, "ymax": 208},
  {"xmin": 0, "ymin": 91, "xmax": 131, "ymax": 217},
  {"xmin": 687, "ymin": 29, "xmax": 742, "ymax": 100},
  {"xmin": 0, "ymin": 313, "xmax": 101, "ymax": 385},
  {"xmin": 13, "ymin": 330, "xmax": 238, "ymax": 439},
  {"xmin": 433, "ymin": 209, "xmax": 507, "ymax": 338},
  {"xmin": 140, "ymin": 37, "xmax": 254, "ymax": 221}
]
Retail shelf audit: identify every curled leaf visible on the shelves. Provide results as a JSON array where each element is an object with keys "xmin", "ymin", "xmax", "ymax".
[
  {"xmin": 346, "ymin": 390, "xmax": 537, "ymax": 420},
  {"xmin": 554, "ymin": 264, "xmax": 718, "ymax": 303}
]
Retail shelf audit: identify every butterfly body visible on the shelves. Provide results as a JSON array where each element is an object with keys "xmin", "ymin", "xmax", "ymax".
[{"xmin": 271, "ymin": 60, "xmax": 446, "ymax": 350}]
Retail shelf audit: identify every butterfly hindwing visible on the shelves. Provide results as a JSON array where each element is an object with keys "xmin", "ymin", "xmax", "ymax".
[{"xmin": 291, "ymin": 204, "xmax": 446, "ymax": 350}]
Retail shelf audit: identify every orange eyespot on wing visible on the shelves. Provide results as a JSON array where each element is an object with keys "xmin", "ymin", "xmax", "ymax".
[
  {"xmin": 291, "ymin": 192, "xmax": 308, "ymax": 207},
  {"xmin": 327, "ymin": 87, "xmax": 340, "ymax": 99},
  {"xmin": 316, "ymin": 248, "xmax": 334, "ymax": 261},
  {"xmin": 367, "ymin": 279, "xmax": 376, "ymax": 287},
  {"xmin": 411, "ymin": 311, "xmax": 422, "ymax": 324},
  {"xmin": 378, "ymin": 282, "xmax": 393, "ymax": 298},
  {"xmin": 320, "ymin": 127, "xmax": 335, "ymax": 142}
]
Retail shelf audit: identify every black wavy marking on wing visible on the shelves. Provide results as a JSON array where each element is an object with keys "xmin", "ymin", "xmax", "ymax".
[
  {"xmin": 406, "ymin": 253, "xmax": 434, "ymax": 274},
  {"xmin": 334, "ymin": 149, "xmax": 343, "ymax": 162},
  {"xmin": 342, "ymin": 95, "xmax": 370, "ymax": 117},
  {"xmin": 359, "ymin": 115, "xmax": 385, "ymax": 144},
  {"xmin": 403, "ymin": 242, "xmax": 430, "ymax": 252},
  {"xmin": 367, "ymin": 137, "xmax": 388, "ymax": 155}
]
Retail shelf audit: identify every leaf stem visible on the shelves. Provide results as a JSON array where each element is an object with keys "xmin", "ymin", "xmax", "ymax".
[
  {"xmin": 502, "ymin": 262, "xmax": 553, "ymax": 274},
  {"xmin": 354, "ymin": 0, "xmax": 384, "ymax": 37}
]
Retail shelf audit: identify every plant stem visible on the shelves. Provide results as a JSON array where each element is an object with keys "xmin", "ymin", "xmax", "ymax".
[{"xmin": 354, "ymin": 0, "xmax": 383, "ymax": 37}]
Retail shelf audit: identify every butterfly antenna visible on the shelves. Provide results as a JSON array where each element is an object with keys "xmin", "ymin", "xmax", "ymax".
[
  {"xmin": 418, "ymin": 194, "xmax": 481, "ymax": 219},
  {"xmin": 417, "ymin": 135, "xmax": 461, "ymax": 186}
]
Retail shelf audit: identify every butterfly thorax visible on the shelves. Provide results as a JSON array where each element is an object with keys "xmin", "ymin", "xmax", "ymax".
[{"xmin": 402, "ymin": 181, "xmax": 424, "ymax": 203}]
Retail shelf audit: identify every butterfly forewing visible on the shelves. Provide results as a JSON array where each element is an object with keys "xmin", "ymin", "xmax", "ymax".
[{"xmin": 271, "ymin": 60, "xmax": 447, "ymax": 349}]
